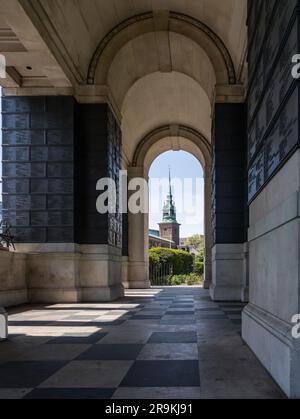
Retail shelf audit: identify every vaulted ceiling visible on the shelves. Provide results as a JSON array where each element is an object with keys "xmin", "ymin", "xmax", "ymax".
[
  {"xmin": 0, "ymin": 0, "xmax": 247, "ymax": 90},
  {"xmin": 0, "ymin": 0, "xmax": 247, "ymax": 165}
]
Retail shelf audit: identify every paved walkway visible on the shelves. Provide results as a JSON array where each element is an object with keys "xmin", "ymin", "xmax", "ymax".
[{"xmin": 0, "ymin": 287, "xmax": 284, "ymax": 399}]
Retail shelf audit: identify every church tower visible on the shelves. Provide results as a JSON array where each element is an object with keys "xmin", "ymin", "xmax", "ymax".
[{"xmin": 159, "ymin": 169, "xmax": 181, "ymax": 247}]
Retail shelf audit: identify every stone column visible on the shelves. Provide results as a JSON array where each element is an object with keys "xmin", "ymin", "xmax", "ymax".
[
  {"xmin": 203, "ymin": 165, "xmax": 213, "ymax": 289},
  {"xmin": 75, "ymin": 103, "xmax": 124, "ymax": 301},
  {"xmin": 210, "ymin": 103, "xmax": 248, "ymax": 301},
  {"xmin": 122, "ymin": 213, "xmax": 129, "ymax": 288},
  {"xmin": 0, "ymin": 307, "xmax": 8, "ymax": 341},
  {"xmin": 127, "ymin": 166, "xmax": 151, "ymax": 289}
]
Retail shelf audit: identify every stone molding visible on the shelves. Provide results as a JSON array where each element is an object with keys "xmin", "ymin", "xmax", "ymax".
[{"xmin": 243, "ymin": 303, "xmax": 300, "ymax": 398}]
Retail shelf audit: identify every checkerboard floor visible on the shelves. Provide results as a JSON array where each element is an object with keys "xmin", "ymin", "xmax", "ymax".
[{"xmin": 0, "ymin": 287, "xmax": 284, "ymax": 399}]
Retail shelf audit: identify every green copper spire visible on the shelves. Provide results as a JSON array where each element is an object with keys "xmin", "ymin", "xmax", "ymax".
[{"xmin": 162, "ymin": 168, "xmax": 177, "ymax": 223}]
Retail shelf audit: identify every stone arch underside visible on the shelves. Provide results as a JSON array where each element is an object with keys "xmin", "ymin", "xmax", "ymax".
[
  {"xmin": 107, "ymin": 31, "xmax": 217, "ymax": 109},
  {"xmin": 120, "ymin": 71, "xmax": 212, "ymax": 167},
  {"xmin": 87, "ymin": 11, "xmax": 236, "ymax": 87}
]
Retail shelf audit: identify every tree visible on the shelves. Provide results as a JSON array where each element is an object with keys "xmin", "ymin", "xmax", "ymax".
[{"xmin": 185, "ymin": 234, "xmax": 204, "ymax": 253}]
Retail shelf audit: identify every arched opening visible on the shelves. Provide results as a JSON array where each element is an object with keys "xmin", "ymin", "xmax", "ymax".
[
  {"xmin": 124, "ymin": 129, "xmax": 212, "ymax": 290},
  {"xmin": 148, "ymin": 150, "xmax": 205, "ymax": 287},
  {"xmin": 117, "ymin": 64, "xmax": 213, "ymax": 292}
]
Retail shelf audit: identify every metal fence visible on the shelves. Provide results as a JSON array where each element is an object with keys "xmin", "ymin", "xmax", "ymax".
[{"xmin": 149, "ymin": 262, "xmax": 173, "ymax": 286}]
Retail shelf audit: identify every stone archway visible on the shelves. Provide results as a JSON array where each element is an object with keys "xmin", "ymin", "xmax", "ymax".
[
  {"xmin": 124, "ymin": 125, "xmax": 212, "ymax": 290},
  {"xmin": 87, "ymin": 11, "xmax": 236, "ymax": 86}
]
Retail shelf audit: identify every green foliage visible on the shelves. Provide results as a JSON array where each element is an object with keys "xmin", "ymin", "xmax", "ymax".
[
  {"xmin": 194, "ymin": 260, "xmax": 204, "ymax": 276},
  {"xmin": 168, "ymin": 274, "xmax": 203, "ymax": 286},
  {"xmin": 184, "ymin": 234, "xmax": 204, "ymax": 253},
  {"xmin": 149, "ymin": 247, "xmax": 194, "ymax": 275},
  {"xmin": 194, "ymin": 250, "xmax": 204, "ymax": 275}
]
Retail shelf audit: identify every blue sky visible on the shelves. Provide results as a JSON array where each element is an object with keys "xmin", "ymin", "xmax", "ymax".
[{"xmin": 149, "ymin": 151, "xmax": 204, "ymax": 237}]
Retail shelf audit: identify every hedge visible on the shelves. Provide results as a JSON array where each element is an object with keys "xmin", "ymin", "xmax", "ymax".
[
  {"xmin": 194, "ymin": 251, "xmax": 204, "ymax": 276},
  {"xmin": 149, "ymin": 248, "xmax": 194, "ymax": 275}
]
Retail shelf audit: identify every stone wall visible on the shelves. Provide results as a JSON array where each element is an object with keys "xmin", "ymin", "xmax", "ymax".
[
  {"xmin": 243, "ymin": 0, "xmax": 300, "ymax": 398},
  {"xmin": 2, "ymin": 96, "xmax": 76, "ymax": 244}
]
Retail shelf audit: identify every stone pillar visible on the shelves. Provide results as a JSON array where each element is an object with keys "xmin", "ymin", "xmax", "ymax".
[
  {"xmin": 122, "ymin": 213, "xmax": 129, "ymax": 288},
  {"xmin": 0, "ymin": 307, "xmax": 8, "ymax": 341},
  {"xmin": 127, "ymin": 167, "xmax": 150, "ymax": 289},
  {"xmin": 203, "ymin": 165, "xmax": 213, "ymax": 289},
  {"xmin": 1, "ymin": 96, "xmax": 124, "ymax": 302},
  {"xmin": 210, "ymin": 103, "xmax": 248, "ymax": 301},
  {"xmin": 243, "ymin": 0, "xmax": 300, "ymax": 398},
  {"xmin": 75, "ymin": 103, "xmax": 124, "ymax": 301}
]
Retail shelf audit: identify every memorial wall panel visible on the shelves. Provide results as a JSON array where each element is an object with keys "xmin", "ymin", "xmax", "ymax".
[{"xmin": 247, "ymin": 0, "xmax": 299, "ymax": 202}]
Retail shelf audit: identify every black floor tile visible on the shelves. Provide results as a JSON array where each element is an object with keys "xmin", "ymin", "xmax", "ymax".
[
  {"xmin": 24, "ymin": 388, "xmax": 115, "ymax": 399},
  {"xmin": 120, "ymin": 361, "xmax": 200, "ymax": 387},
  {"xmin": 196, "ymin": 308, "xmax": 221, "ymax": 312},
  {"xmin": 47, "ymin": 332, "xmax": 107, "ymax": 345},
  {"xmin": 196, "ymin": 315, "xmax": 227, "ymax": 319},
  {"xmin": 133, "ymin": 315, "xmax": 162, "ymax": 320},
  {"xmin": 160, "ymin": 319, "xmax": 195, "ymax": 325},
  {"xmin": 77, "ymin": 344, "xmax": 144, "ymax": 360},
  {"xmin": 222, "ymin": 310, "xmax": 243, "ymax": 315},
  {"xmin": 170, "ymin": 305, "xmax": 194, "ymax": 309},
  {"xmin": 175, "ymin": 301, "xmax": 194, "ymax": 304},
  {"xmin": 149, "ymin": 332, "xmax": 197, "ymax": 344},
  {"xmin": 166, "ymin": 311, "xmax": 195, "ymax": 315},
  {"xmin": 0, "ymin": 361, "xmax": 66, "ymax": 388},
  {"xmin": 87, "ymin": 321, "xmax": 126, "ymax": 327}
]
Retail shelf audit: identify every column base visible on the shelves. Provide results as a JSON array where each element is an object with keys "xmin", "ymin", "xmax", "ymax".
[
  {"xmin": 203, "ymin": 279, "xmax": 212, "ymax": 290},
  {"xmin": 210, "ymin": 284, "xmax": 244, "ymax": 301},
  {"xmin": 243, "ymin": 303, "xmax": 300, "ymax": 398},
  {"xmin": 204, "ymin": 257, "xmax": 212, "ymax": 289},
  {"xmin": 0, "ymin": 307, "xmax": 8, "ymax": 341},
  {"xmin": 80, "ymin": 245, "xmax": 124, "ymax": 301},
  {"xmin": 28, "ymin": 288, "xmax": 81, "ymax": 303},
  {"xmin": 122, "ymin": 257, "xmax": 129, "ymax": 289},
  {"xmin": 27, "ymin": 251, "xmax": 81, "ymax": 303},
  {"xmin": 128, "ymin": 280, "xmax": 151, "ymax": 289},
  {"xmin": 210, "ymin": 244, "xmax": 248, "ymax": 302},
  {"xmin": 81, "ymin": 285, "xmax": 123, "ymax": 302},
  {"xmin": 23, "ymin": 244, "xmax": 125, "ymax": 303},
  {"xmin": 127, "ymin": 262, "xmax": 151, "ymax": 289}
]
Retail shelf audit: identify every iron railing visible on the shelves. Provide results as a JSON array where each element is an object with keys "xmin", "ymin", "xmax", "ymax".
[{"xmin": 149, "ymin": 262, "xmax": 173, "ymax": 286}]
